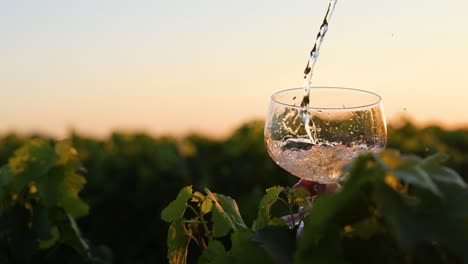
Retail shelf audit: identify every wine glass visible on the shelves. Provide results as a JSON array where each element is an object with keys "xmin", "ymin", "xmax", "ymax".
[{"xmin": 264, "ymin": 87, "xmax": 387, "ymax": 184}]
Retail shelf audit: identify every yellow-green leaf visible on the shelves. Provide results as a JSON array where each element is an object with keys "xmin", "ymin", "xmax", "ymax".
[{"xmin": 161, "ymin": 186, "xmax": 193, "ymax": 222}]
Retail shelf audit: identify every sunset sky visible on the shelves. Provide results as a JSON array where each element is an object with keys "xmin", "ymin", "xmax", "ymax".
[{"xmin": 1, "ymin": 0, "xmax": 467, "ymax": 138}]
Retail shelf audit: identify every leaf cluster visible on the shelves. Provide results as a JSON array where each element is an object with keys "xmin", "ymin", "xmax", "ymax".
[
  {"xmin": 0, "ymin": 139, "xmax": 110, "ymax": 263},
  {"xmin": 162, "ymin": 181, "xmax": 313, "ymax": 263},
  {"xmin": 163, "ymin": 150, "xmax": 468, "ymax": 264}
]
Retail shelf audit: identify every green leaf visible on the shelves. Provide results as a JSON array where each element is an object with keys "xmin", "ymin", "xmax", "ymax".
[
  {"xmin": 35, "ymin": 167, "xmax": 89, "ymax": 218},
  {"xmin": 61, "ymin": 194, "xmax": 90, "ymax": 219},
  {"xmin": 0, "ymin": 139, "xmax": 94, "ymax": 261},
  {"xmin": 373, "ymin": 150, "xmax": 402, "ymax": 170},
  {"xmin": 392, "ymin": 166, "xmax": 442, "ymax": 197},
  {"xmin": 421, "ymin": 153, "xmax": 449, "ymax": 166},
  {"xmin": 259, "ymin": 187, "xmax": 284, "ymax": 210},
  {"xmin": 297, "ymin": 228, "xmax": 346, "ymax": 264},
  {"xmin": 376, "ymin": 182, "xmax": 468, "ymax": 261},
  {"xmin": 38, "ymin": 226, "xmax": 60, "ymax": 249},
  {"xmin": 252, "ymin": 186, "xmax": 284, "ymax": 231},
  {"xmin": 8, "ymin": 139, "xmax": 57, "ymax": 192},
  {"xmin": 63, "ymin": 170, "xmax": 87, "ymax": 197},
  {"xmin": 59, "ymin": 145, "xmax": 89, "ymax": 218},
  {"xmin": 267, "ymin": 217, "xmax": 287, "ymax": 227},
  {"xmin": 428, "ymin": 167, "xmax": 466, "ymax": 188},
  {"xmin": 251, "ymin": 226, "xmax": 295, "ymax": 264},
  {"xmin": 17, "ymin": 139, "xmax": 89, "ymax": 218},
  {"xmin": 211, "ymin": 206, "xmax": 232, "ymax": 237},
  {"xmin": 215, "ymin": 194, "xmax": 247, "ymax": 230},
  {"xmin": 441, "ymin": 183, "xmax": 468, "ymax": 219},
  {"xmin": 295, "ymin": 154, "xmax": 379, "ymax": 264},
  {"xmin": 344, "ymin": 217, "xmax": 385, "ymax": 240},
  {"xmin": 161, "ymin": 186, "xmax": 193, "ymax": 222},
  {"xmin": 378, "ymin": 152, "xmax": 446, "ymax": 197},
  {"xmin": 55, "ymin": 140, "xmax": 81, "ymax": 168},
  {"xmin": 206, "ymin": 189, "xmax": 247, "ymax": 237},
  {"xmin": 289, "ymin": 187, "xmax": 311, "ymax": 207},
  {"xmin": 420, "ymin": 155, "xmax": 467, "ymax": 188},
  {"xmin": 35, "ymin": 167, "xmax": 64, "ymax": 207},
  {"xmin": 376, "ymin": 182, "xmax": 429, "ymax": 248},
  {"xmin": 167, "ymin": 221, "xmax": 191, "ymax": 264},
  {"xmin": 199, "ymin": 230, "xmax": 273, "ymax": 264},
  {"xmin": 198, "ymin": 240, "xmax": 230, "ymax": 264},
  {"xmin": 62, "ymin": 170, "xmax": 89, "ymax": 218},
  {"xmin": 230, "ymin": 230, "xmax": 273, "ymax": 264}
]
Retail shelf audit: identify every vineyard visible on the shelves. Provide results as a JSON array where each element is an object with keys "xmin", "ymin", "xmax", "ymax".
[{"xmin": 0, "ymin": 120, "xmax": 467, "ymax": 263}]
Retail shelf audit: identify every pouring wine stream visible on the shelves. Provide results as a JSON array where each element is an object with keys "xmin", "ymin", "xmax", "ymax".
[{"xmin": 301, "ymin": 0, "xmax": 338, "ymax": 144}]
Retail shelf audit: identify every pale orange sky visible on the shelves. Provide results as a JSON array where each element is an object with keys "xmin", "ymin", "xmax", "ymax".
[{"xmin": 1, "ymin": 0, "xmax": 467, "ymax": 138}]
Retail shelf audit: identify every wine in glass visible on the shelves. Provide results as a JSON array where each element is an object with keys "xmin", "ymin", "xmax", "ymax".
[{"xmin": 264, "ymin": 87, "xmax": 387, "ymax": 184}]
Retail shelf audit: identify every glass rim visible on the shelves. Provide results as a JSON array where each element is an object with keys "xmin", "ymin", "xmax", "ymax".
[{"xmin": 270, "ymin": 87, "xmax": 382, "ymax": 111}]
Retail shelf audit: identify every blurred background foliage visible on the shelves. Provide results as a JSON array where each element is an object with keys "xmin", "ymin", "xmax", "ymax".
[{"xmin": 0, "ymin": 119, "xmax": 466, "ymax": 264}]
